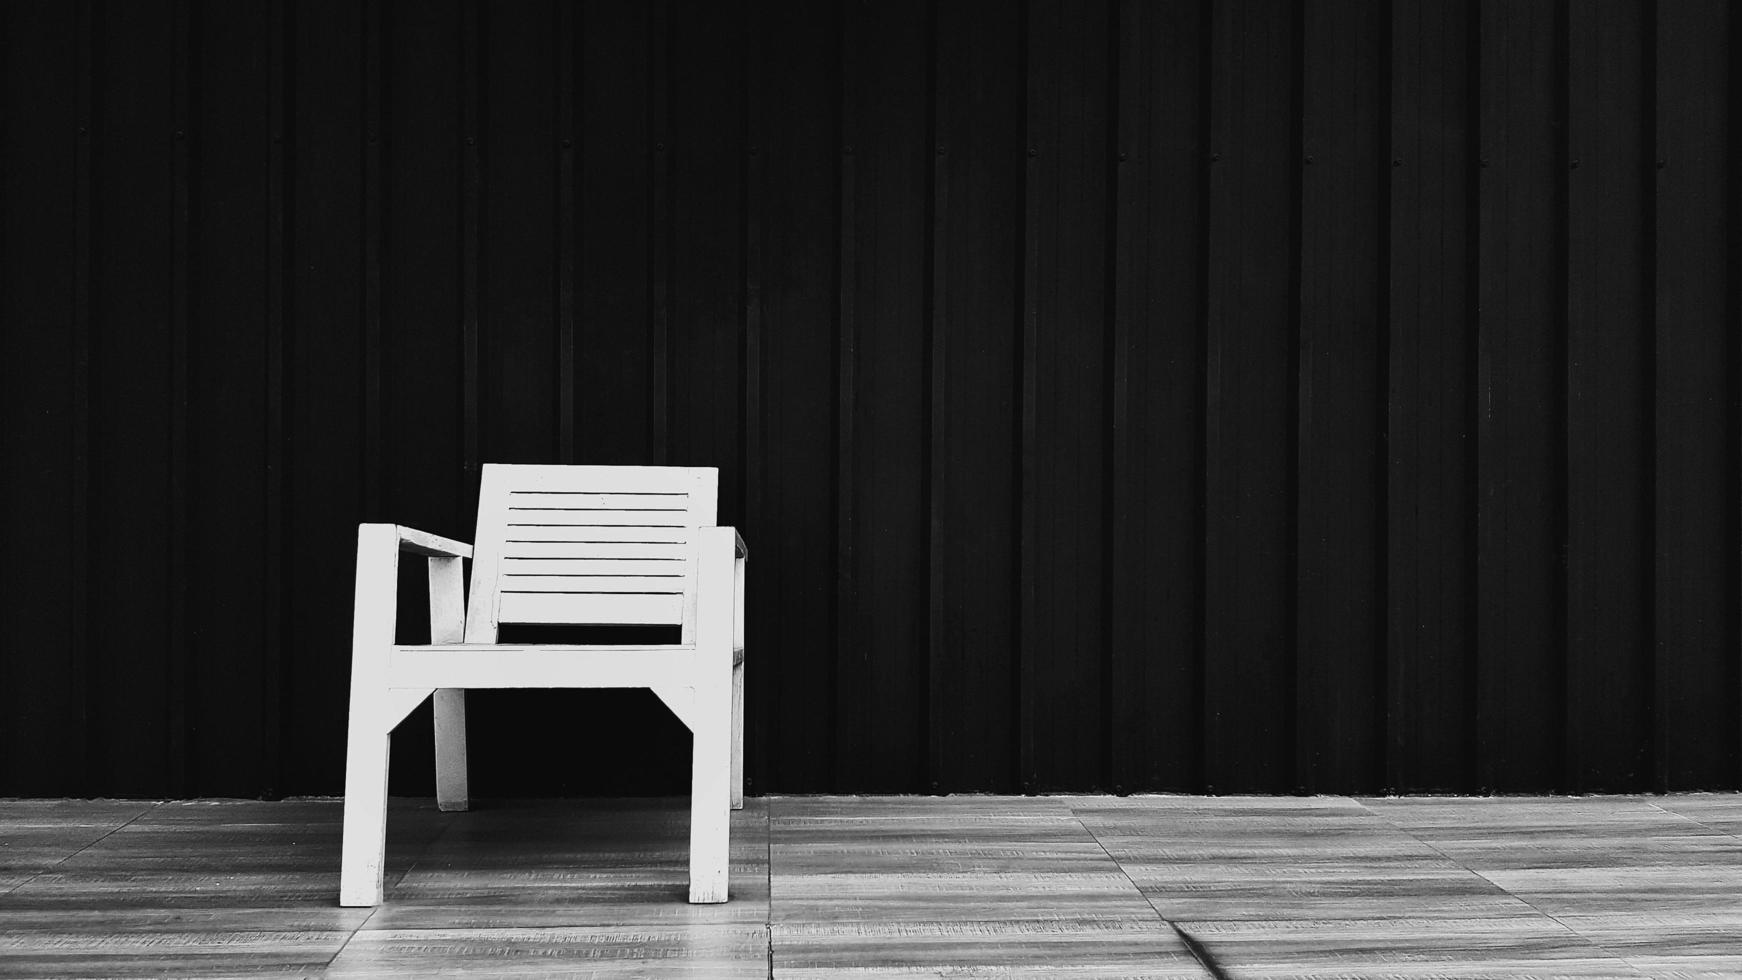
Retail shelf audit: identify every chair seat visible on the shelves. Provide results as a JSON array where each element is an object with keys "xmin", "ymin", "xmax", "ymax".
[{"xmin": 388, "ymin": 643, "xmax": 741, "ymax": 690}]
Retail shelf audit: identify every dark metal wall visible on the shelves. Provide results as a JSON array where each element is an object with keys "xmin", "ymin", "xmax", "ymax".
[{"xmin": 2, "ymin": 0, "xmax": 1738, "ymax": 798}]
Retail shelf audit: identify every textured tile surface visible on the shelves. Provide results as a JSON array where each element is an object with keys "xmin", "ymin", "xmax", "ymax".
[{"xmin": 5, "ymin": 794, "xmax": 1742, "ymax": 977}]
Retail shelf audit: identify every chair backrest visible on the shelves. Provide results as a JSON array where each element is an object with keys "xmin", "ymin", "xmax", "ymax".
[{"xmin": 463, "ymin": 464, "xmax": 719, "ymax": 644}]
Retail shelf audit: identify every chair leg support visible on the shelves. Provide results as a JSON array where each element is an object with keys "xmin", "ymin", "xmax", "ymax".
[
  {"xmin": 433, "ymin": 688, "xmax": 469, "ymax": 812},
  {"xmin": 730, "ymin": 660, "xmax": 745, "ymax": 811},
  {"xmin": 338, "ymin": 724, "xmax": 392, "ymax": 907},
  {"xmin": 688, "ymin": 684, "xmax": 733, "ymax": 904}
]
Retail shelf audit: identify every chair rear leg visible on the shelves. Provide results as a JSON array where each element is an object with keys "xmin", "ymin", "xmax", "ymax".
[
  {"xmin": 688, "ymin": 683, "xmax": 732, "ymax": 903},
  {"xmin": 730, "ymin": 660, "xmax": 744, "ymax": 811},
  {"xmin": 339, "ymin": 722, "xmax": 392, "ymax": 907},
  {"xmin": 433, "ymin": 688, "xmax": 469, "ymax": 812}
]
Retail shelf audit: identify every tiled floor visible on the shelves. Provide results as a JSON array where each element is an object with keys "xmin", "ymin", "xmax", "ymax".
[{"xmin": 4, "ymin": 794, "xmax": 1742, "ymax": 977}]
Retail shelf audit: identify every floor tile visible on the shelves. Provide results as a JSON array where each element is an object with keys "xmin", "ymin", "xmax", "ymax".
[
  {"xmin": 4, "ymin": 793, "xmax": 1741, "ymax": 978},
  {"xmin": 772, "ymin": 796, "xmax": 1160, "ymax": 926}
]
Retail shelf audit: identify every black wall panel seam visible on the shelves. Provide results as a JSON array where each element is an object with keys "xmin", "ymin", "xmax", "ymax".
[
  {"xmin": 262, "ymin": 0, "xmax": 288, "ymax": 799},
  {"xmin": 168, "ymin": 0, "xmax": 193, "ymax": 796},
  {"xmin": 73, "ymin": 0, "xmax": 98, "ymax": 796},
  {"xmin": 833, "ymin": 9, "xmax": 856, "ymax": 795},
  {"xmin": 459, "ymin": 0, "xmax": 481, "ymax": 483},
  {"xmin": 556, "ymin": 1, "xmax": 576, "ymax": 464},
  {"xmin": 741, "ymin": 1, "xmax": 764, "ymax": 794}
]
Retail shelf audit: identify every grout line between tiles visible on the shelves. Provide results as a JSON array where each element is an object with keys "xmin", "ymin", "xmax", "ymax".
[
  {"xmin": 0, "ymin": 800, "xmax": 161, "ymax": 898},
  {"xmin": 1350, "ymin": 797, "xmax": 1652, "ymax": 978},
  {"xmin": 1641, "ymin": 797, "xmax": 1742, "ymax": 842},
  {"xmin": 322, "ymin": 801, "xmax": 460, "ymax": 968},
  {"xmin": 1068, "ymin": 800, "xmax": 1228, "ymax": 980}
]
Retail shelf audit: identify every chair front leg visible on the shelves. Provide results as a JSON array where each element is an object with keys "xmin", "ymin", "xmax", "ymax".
[
  {"xmin": 339, "ymin": 720, "xmax": 393, "ymax": 907},
  {"xmin": 688, "ymin": 677, "xmax": 733, "ymax": 903},
  {"xmin": 339, "ymin": 524, "xmax": 401, "ymax": 907},
  {"xmin": 690, "ymin": 527, "xmax": 737, "ymax": 903}
]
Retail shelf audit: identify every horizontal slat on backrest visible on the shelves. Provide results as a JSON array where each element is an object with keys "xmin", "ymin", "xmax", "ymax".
[
  {"xmin": 501, "ymin": 558, "xmax": 684, "ymax": 576},
  {"xmin": 508, "ymin": 492, "xmax": 691, "ymax": 510},
  {"xmin": 468, "ymin": 465, "xmax": 718, "ymax": 637},
  {"xmin": 502, "ymin": 525, "xmax": 689, "ymax": 543},
  {"xmin": 503, "ymin": 541, "xmax": 692, "ymax": 561},
  {"xmin": 504, "ymin": 510, "xmax": 691, "ymax": 527},
  {"xmin": 501, "ymin": 575, "xmax": 684, "ymax": 594},
  {"xmin": 498, "ymin": 591, "xmax": 686, "ymax": 626}
]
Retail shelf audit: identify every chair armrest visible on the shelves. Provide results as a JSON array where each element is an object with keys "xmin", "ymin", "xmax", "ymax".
[
  {"xmin": 355, "ymin": 525, "xmax": 470, "ymax": 651},
  {"xmin": 393, "ymin": 525, "xmax": 472, "ymax": 559},
  {"xmin": 702, "ymin": 526, "xmax": 746, "ymax": 559}
]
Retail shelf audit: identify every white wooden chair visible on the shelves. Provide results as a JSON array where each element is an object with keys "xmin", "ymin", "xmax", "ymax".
[{"xmin": 337, "ymin": 464, "xmax": 746, "ymax": 907}]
